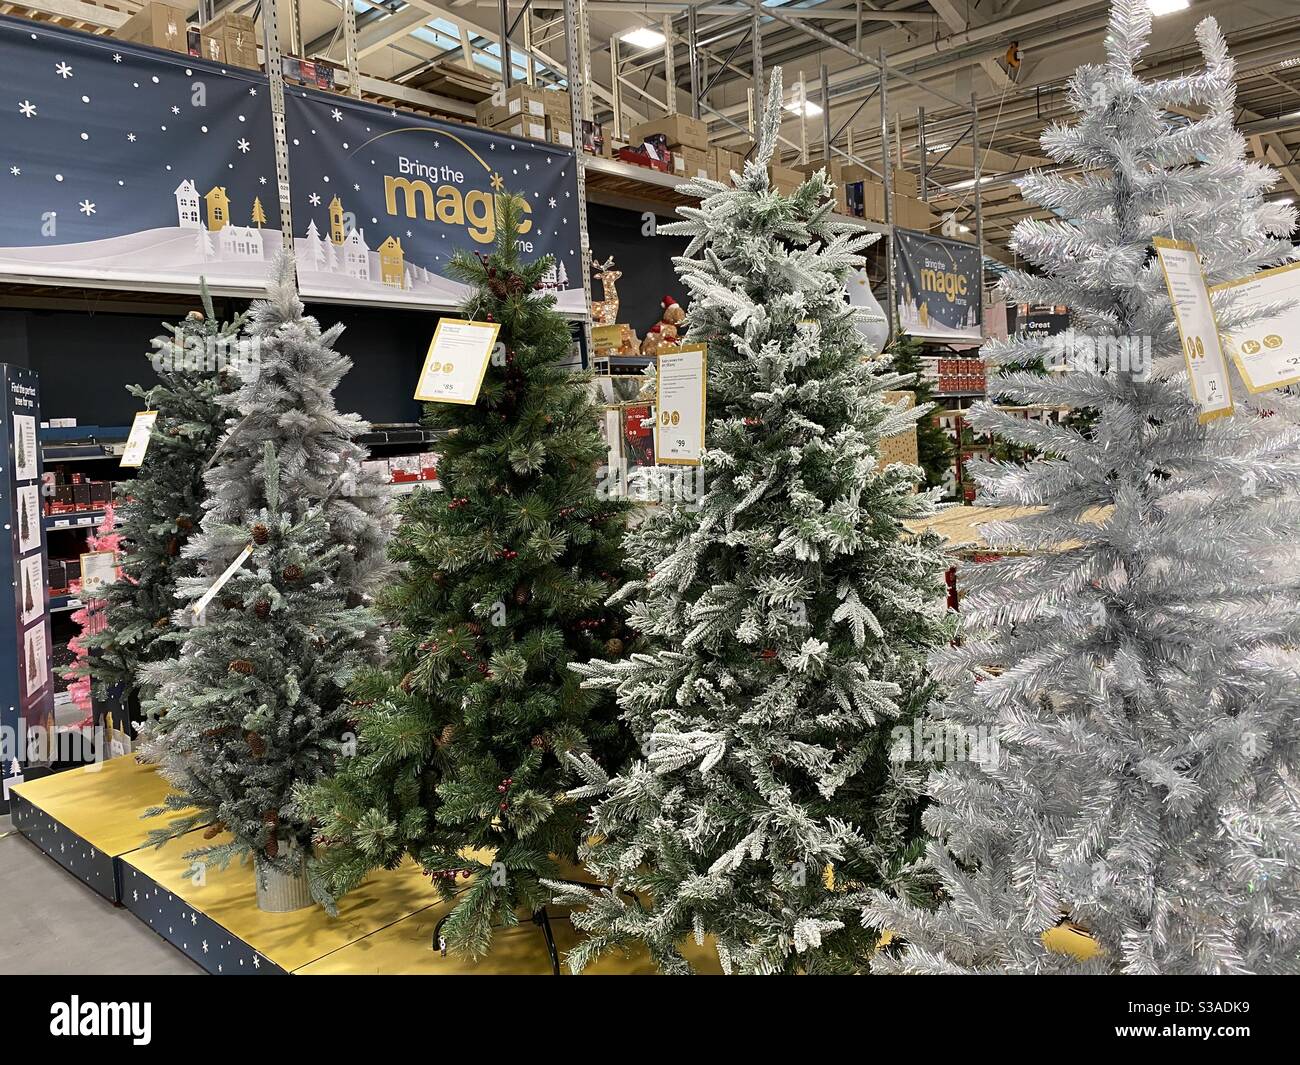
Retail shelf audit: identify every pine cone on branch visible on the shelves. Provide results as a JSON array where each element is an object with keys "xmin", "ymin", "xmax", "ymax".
[
  {"xmin": 251, "ymin": 522, "xmax": 270, "ymax": 545},
  {"xmin": 229, "ymin": 659, "xmax": 254, "ymax": 675}
]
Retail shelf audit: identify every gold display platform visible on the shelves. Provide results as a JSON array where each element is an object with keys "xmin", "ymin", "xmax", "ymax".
[
  {"xmin": 119, "ymin": 827, "xmax": 436, "ymax": 974},
  {"xmin": 298, "ymin": 897, "xmax": 723, "ymax": 975},
  {"xmin": 10, "ymin": 756, "xmax": 202, "ymax": 902}
]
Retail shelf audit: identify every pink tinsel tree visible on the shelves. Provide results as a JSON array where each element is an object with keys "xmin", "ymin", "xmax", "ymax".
[{"xmin": 65, "ymin": 503, "xmax": 124, "ymax": 724}]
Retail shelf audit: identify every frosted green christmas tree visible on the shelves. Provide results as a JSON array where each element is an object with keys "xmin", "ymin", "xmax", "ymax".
[
  {"xmin": 550, "ymin": 71, "xmax": 951, "ymax": 975},
  {"xmin": 866, "ymin": 2, "xmax": 1300, "ymax": 975}
]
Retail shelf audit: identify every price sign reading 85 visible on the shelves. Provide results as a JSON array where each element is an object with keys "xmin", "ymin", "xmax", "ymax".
[{"xmin": 415, "ymin": 320, "xmax": 500, "ymax": 405}]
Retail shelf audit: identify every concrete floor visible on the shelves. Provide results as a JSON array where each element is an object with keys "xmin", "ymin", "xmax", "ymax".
[{"xmin": 0, "ymin": 820, "xmax": 201, "ymax": 975}]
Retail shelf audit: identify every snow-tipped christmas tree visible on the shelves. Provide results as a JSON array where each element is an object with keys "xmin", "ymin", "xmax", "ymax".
[
  {"xmin": 548, "ymin": 71, "xmax": 951, "ymax": 975},
  {"xmin": 71, "ymin": 288, "xmax": 238, "ymax": 724},
  {"xmin": 867, "ymin": 2, "xmax": 1300, "ymax": 975},
  {"xmin": 195, "ymin": 254, "xmax": 394, "ymax": 603},
  {"xmin": 298, "ymin": 193, "xmax": 631, "ymax": 956},
  {"xmin": 142, "ymin": 442, "xmax": 375, "ymax": 888}
]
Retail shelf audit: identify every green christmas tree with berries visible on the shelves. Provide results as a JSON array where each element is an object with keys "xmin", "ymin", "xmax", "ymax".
[{"xmin": 299, "ymin": 193, "xmax": 632, "ymax": 956}]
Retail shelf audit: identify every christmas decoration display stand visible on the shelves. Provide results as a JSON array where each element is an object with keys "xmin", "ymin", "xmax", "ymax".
[{"xmin": 9, "ymin": 756, "xmax": 203, "ymax": 902}]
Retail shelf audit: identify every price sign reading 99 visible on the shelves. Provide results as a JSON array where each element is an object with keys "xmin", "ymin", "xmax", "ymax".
[{"xmin": 654, "ymin": 346, "xmax": 707, "ymax": 467}]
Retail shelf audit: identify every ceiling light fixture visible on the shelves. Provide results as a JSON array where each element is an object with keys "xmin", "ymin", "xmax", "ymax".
[
  {"xmin": 1147, "ymin": 0, "xmax": 1190, "ymax": 16},
  {"xmin": 784, "ymin": 98, "xmax": 823, "ymax": 117},
  {"xmin": 619, "ymin": 27, "xmax": 665, "ymax": 50}
]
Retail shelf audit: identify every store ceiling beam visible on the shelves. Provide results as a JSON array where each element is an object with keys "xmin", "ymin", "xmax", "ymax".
[
  {"xmin": 925, "ymin": 0, "xmax": 1015, "ymax": 90},
  {"xmin": 353, "ymin": 5, "xmax": 433, "ymax": 58}
]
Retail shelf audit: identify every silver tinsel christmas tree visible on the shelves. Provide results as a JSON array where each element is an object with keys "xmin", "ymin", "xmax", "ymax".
[{"xmin": 867, "ymin": 0, "xmax": 1300, "ymax": 975}]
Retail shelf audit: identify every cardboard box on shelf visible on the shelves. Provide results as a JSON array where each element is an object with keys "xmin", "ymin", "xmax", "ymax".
[
  {"xmin": 711, "ymin": 146, "xmax": 746, "ymax": 181},
  {"xmin": 629, "ymin": 113, "xmax": 709, "ymax": 152},
  {"xmin": 475, "ymin": 84, "xmax": 548, "ymax": 124},
  {"xmin": 204, "ymin": 9, "xmax": 256, "ymax": 38},
  {"xmin": 114, "ymin": 3, "xmax": 188, "ymax": 53},
  {"xmin": 206, "ymin": 26, "xmax": 259, "ymax": 69},
  {"xmin": 500, "ymin": 115, "xmax": 548, "ymax": 142},
  {"xmin": 473, "ymin": 84, "xmax": 569, "ymax": 126},
  {"xmin": 546, "ymin": 115, "xmax": 573, "ymax": 148},
  {"xmin": 768, "ymin": 163, "xmax": 802, "ymax": 195},
  {"xmin": 892, "ymin": 168, "xmax": 920, "ymax": 198},
  {"xmin": 673, "ymin": 145, "xmax": 711, "ymax": 180}
]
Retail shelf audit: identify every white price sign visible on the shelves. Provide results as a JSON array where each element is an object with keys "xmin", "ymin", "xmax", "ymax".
[
  {"xmin": 1153, "ymin": 237, "xmax": 1234, "ymax": 424},
  {"xmin": 1210, "ymin": 260, "xmax": 1300, "ymax": 394},
  {"xmin": 119, "ymin": 410, "xmax": 159, "ymax": 468},
  {"xmin": 654, "ymin": 344, "xmax": 707, "ymax": 467},
  {"xmin": 79, "ymin": 549, "xmax": 118, "ymax": 597},
  {"xmin": 414, "ymin": 319, "xmax": 501, "ymax": 405}
]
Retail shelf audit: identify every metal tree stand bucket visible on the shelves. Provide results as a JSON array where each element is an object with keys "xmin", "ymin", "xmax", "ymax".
[{"xmin": 254, "ymin": 849, "xmax": 313, "ymax": 912}]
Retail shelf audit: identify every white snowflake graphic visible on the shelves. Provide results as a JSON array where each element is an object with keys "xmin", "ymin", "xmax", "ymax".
[
  {"xmin": 353, "ymin": 183, "xmax": 360, "ymax": 191},
  {"xmin": 55, "ymin": 62, "xmax": 73, "ymax": 79},
  {"xmin": 236, "ymin": 138, "xmax": 251, "ymax": 153},
  {"xmin": 201, "ymin": 940, "xmax": 209, "ymax": 953},
  {"xmin": 406, "ymin": 230, "xmax": 412, "ymax": 238},
  {"xmin": 331, "ymin": 108, "xmax": 344, "ymax": 122},
  {"xmin": 78, "ymin": 200, "xmax": 95, "ymax": 215},
  {"xmin": 259, "ymin": 176, "xmax": 267, "ymax": 185},
  {"xmin": 309, "ymin": 192, "xmax": 321, "ymax": 206},
  {"xmin": 248, "ymin": 87, "xmax": 257, "ymax": 96},
  {"xmin": 171, "ymin": 105, "xmax": 180, "ymax": 115},
  {"xmin": 9, "ymin": 166, "xmax": 19, "ymax": 176},
  {"xmin": 253, "ymin": 955, "xmax": 261, "ymax": 969},
  {"xmin": 18, "ymin": 100, "xmax": 36, "ymax": 119},
  {"xmin": 548, "ymin": 197, "xmax": 556, "ymax": 208},
  {"xmin": 127, "ymin": 133, "xmax": 136, "ymax": 142},
  {"xmin": 112, "ymin": 54, "xmax": 122, "ymax": 63}
]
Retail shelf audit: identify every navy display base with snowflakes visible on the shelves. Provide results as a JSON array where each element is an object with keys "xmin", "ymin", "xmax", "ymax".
[
  {"xmin": 10, "ymin": 790, "xmax": 118, "ymax": 901},
  {"xmin": 119, "ymin": 827, "xmax": 440, "ymax": 974},
  {"xmin": 8, "ymin": 755, "xmax": 196, "ymax": 903}
]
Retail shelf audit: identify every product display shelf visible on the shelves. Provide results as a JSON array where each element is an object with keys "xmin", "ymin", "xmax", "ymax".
[
  {"xmin": 297, "ymin": 897, "xmax": 724, "ymax": 976},
  {"xmin": 120, "ymin": 828, "xmax": 438, "ymax": 975},
  {"xmin": 9, "ymin": 755, "xmax": 202, "ymax": 902}
]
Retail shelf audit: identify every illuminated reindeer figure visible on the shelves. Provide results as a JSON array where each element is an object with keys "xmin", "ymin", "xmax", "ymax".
[{"xmin": 591, "ymin": 256, "xmax": 622, "ymax": 324}]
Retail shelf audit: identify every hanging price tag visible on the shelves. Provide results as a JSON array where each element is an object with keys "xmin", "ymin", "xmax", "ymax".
[
  {"xmin": 1153, "ymin": 237, "xmax": 1234, "ymax": 423},
  {"xmin": 189, "ymin": 543, "xmax": 255, "ymax": 623},
  {"xmin": 414, "ymin": 319, "xmax": 501, "ymax": 405},
  {"xmin": 654, "ymin": 344, "xmax": 707, "ymax": 466},
  {"xmin": 79, "ymin": 549, "xmax": 118, "ymax": 597},
  {"xmin": 1209, "ymin": 260, "xmax": 1300, "ymax": 393},
  {"xmin": 119, "ymin": 410, "xmax": 159, "ymax": 468}
]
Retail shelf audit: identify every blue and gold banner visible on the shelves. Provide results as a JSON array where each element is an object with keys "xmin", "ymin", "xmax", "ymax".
[
  {"xmin": 893, "ymin": 228, "xmax": 983, "ymax": 342},
  {"xmin": 0, "ymin": 16, "xmax": 281, "ymax": 291},
  {"xmin": 285, "ymin": 87, "xmax": 584, "ymax": 311}
]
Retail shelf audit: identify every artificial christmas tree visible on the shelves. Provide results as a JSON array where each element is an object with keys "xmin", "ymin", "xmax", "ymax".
[
  {"xmin": 866, "ymin": 2, "xmax": 1300, "ymax": 975},
  {"xmin": 72, "ymin": 290, "xmax": 237, "ymax": 723},
  {"xmin": 197, "ymin": 257, "xmax": 392, "ymax": 603},
  {"xmin": 885, "ymin": 333, "xmax": 952, "ymax": 491},
  {"xmin": 142, "ymin": 443, "xmax": 375, "ymax": 904},
  {"xmin": 548, "ymin": 72, "xmax": 951, "ymax": 975},
  {"xmin": 299, "ymin": 193, "xmax": 631, "ymax": 956}
]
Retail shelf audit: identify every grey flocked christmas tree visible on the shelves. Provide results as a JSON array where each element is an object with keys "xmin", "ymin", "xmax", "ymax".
[
  {"xmin": 141, "ymin": 259, "xmax": 393, "ymax": 887},
  {"xmin": 142, "ymin": 443, "xmax": 375, "ymax": 884},
  {"xmin": 549, "ymin": 71, "xmax": 951, "ymax": 975},
  {"xmin": 73, "ymin": 287, "xmax": 239, "ymax": 720},
  {"xmin": 867, "ymin": 1, "xmax": 1300, "ymax": 975},
  {"xmin": 196, "ymin": 257, "xmax": 393, "ymax": 603}
]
